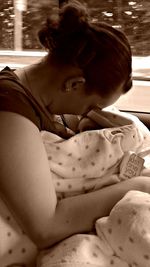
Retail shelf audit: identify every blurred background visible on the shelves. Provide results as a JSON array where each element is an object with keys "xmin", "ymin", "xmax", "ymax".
[
  {"xmin": 0, "ymin": 0, "xmax": 149, "ymax": 78},
  {"xmin": 0, "ymin": 0, "xmax": 149, "ymax": 55}
]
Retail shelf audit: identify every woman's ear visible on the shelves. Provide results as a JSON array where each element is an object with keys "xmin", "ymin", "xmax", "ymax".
[{"xmin": 64, "ymin": 76, "xmax": 86, "ymax": 92}]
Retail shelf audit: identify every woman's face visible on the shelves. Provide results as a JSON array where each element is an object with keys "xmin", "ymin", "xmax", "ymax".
[
  {"xmin": 47, "ymin": 71, "xmax": 124, "ymax": 115},
  {"xmin": 55, "ymin": 89, "xmax": 122, "ymax": 116},
  {"xmin": 63, "ymin": 85, "xmax": 123, "ymax": 115}
]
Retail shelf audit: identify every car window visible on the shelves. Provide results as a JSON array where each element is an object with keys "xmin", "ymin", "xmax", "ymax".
[
  {"xmin": 0, "ymin": 0, "xmax": 150, "ymax": 113},
  {"xmin": 0, "ymin": 1, "xmax": 149, "ymax": 55}
]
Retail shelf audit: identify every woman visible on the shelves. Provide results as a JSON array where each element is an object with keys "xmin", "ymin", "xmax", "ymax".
[{"xmin": 0, "ymin": 0, "xmax": 149, "ymax": 250}]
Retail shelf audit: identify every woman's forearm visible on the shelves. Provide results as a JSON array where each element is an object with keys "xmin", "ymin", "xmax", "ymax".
[{"xmin": 39, "ymin": 176, "xmax": 146, "ymax": 249}]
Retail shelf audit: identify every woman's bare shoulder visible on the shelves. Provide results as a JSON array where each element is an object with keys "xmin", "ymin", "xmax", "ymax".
[{"xmin": 0, "ymin": 111, "xmax": 57, "ymax": 245}]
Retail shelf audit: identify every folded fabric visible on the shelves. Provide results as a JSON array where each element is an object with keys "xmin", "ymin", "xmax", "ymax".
[
  {"xmin": 0, "ymin": 107, "xmax": 150, "ymax": 267},
  {"xmin": 41, "ymin": 107, "xmax": 150, "ymax": 198},
  {"xmin": 37, "ymin": 234, "xmax": 129, "ymax": 267},
  {"xmin": 0, "ymin": 197, "xmax": 37, "ymax": 267},
  {"xmin": 96, "ymin": 190, "xmax": 150, "ymax": 267},
  {"xmin": 37, "ymin": 190, "xmax": 150, "ymax": 267},
  {"xmin": 38, "ymin": 108, "xmax": 150, "ymax": 267}
]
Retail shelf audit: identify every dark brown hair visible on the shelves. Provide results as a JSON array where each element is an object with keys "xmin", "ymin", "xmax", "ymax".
[{"xmin": 38, "ymin": 0, "xmax": 132, "ymax": 97}]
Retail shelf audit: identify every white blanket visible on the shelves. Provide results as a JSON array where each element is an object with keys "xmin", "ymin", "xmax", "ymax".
[
  {"xmin": 37, "ymin": 190, "xmax": 150, "ymax": 267},
  {"xmin": 0, "ymin": 107, "xmax": 150, "ymax": 267},
  {"xmin": 41, "ymin": 107, "xmax": 150, "ymax": 199},
  {"xmin": 37, "ymin": 107, "xmax": 150, "ymax": 267},
  {"xmin": 96, "ymin": 190, "xmax": 150, "ymax": 267}
]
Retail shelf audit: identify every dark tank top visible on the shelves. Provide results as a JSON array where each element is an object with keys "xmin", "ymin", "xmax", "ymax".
[{"xmin": 0, "ymin": 67, "xmax": 72, "ymax": 137}]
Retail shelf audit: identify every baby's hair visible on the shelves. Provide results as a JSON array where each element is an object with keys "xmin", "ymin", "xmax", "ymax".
[{"xmin": 38, "ymin": 0, "xmax": 132, "ymax": 97}]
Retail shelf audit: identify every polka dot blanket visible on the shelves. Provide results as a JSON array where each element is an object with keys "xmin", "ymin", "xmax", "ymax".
[
  {"xmin": 37, "ymin": 190, "xmax": 150, "ymax": 267},
  {"xmin": 42, "ymin": 106, "xmax": 150, "ymax": 199},
  {"xmin": 37, "ymin": 107, "xmax": 150, "ymax": 267},
  {"xmin": 0, "ymin": 107, "xmax": 150, "ymax": 267}
]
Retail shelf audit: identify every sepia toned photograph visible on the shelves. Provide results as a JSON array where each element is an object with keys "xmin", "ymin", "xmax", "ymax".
[{"xmin": 0, "ymin": 1, "xmax": 150, "ymax": 267}]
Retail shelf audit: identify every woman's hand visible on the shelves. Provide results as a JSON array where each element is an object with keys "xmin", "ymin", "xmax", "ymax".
[
  {"xmin": 141, "ymin": 168, "xmax": 150, "ymax": 177},
  {"xmin": 126, "ymin": 176, "xmax": 150, "ymax": 194}
]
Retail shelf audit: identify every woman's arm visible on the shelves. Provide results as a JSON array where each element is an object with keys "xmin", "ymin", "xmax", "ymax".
[
  {"xmin": 0, "ymin": 111, "xmax": 57, "ymax": 245},
  {"xmin": 0, "ymin": 111, "xmax": 149, "ymax": 250}
]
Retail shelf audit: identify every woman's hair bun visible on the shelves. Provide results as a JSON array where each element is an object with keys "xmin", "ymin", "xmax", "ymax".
[
  {"xmin": 38, "ymin": 0, "xmax": 89, "ymax": 50},
  {"xmin": 59, "ymin": 0, "xmax": 89, "ymax": 32}
]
